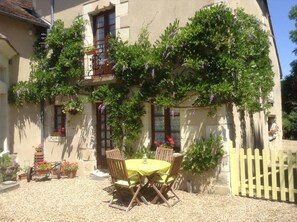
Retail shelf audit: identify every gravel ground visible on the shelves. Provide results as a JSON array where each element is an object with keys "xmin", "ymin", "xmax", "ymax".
[{"xmin": 0, "ymin": 176, "xmax": 296, "ymax": 222}]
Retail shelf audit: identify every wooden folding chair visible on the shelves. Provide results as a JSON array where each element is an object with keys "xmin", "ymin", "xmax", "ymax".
[
  {"xmin": 106, "ymin": 157, "xmax": 142, "ymax": 211},
  {"xmin": 151, "ymin": 154, "xmax": 184, "ymax": 207},
  {"xmin": 154, "ymin": 147, "xmax": 174, "ymax": 163},
  {"xmin": 106, "ymin": 148, "xmax": 123, "ymax": 159}
]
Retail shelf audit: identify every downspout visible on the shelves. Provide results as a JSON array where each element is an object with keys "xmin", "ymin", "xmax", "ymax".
[
  {"xmin": 50, "ymin": 0, "xmax": 54, "ymax": 28},
  {"xmin": 41, "ymin": 0, "xmax": 54, "ymax": 144}
]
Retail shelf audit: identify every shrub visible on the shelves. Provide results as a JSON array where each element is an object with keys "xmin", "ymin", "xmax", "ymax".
[
  {"xmin": 182, "ymin": 135, "xmax": 224, "ymax": 174},
  {"xmin": 0, "ymin": 155, "xmax": 20, "ymax": 181}
]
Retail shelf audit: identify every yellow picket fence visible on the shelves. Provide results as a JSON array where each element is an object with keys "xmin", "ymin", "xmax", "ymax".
[{"xmin": 229, "ymin": 145, "xmax": 297, "ymax": 203}]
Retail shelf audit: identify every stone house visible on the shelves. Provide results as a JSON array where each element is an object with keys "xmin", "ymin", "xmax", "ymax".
[{"xmin": 1, "ymin": 0, "xmax": 282, "ymax": 193}]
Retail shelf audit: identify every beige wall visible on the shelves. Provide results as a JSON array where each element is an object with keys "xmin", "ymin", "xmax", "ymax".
[
  {"xmin": 0, "ymin": 14, "xmax": 36, "ymax": 84},
  {"xmin": 33, "ymin": 0, "xmax": 87, "ymax": 27},
  {"xmin": 0, "ymin": 14, "xmax": 44, "ymax": 168},
  {"xmin": 120, "ymin": 0, "xmax": 215, "ymax": 43}
]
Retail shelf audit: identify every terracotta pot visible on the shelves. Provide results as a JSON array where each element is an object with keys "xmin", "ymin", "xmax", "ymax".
[
  {"xmin": 18, "ymin": 173, "xmax": 27, "ymax": 180},
  {"xmin": 34, "ymin": 152, "xmax": 44, "ymax": 163},
  {"xmin": 35, "ymin": 169, "xmax": 50, "ymax": 176},
  {"xmin": 65, "ymin": 171, "xmax": 77, "ymax": 178},
  {"xmin": 68, "ymin": 109, "xmax": 78, "ymax": 115}
]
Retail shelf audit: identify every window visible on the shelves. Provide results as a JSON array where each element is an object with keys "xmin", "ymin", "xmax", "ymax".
[
  {"xmin": 151, "ymin": 105, "xmax": 181, "ymax": 152},
  {"xmin": 54, "ymin": 105, "xmax": 66, "ymax": 136},
  {"xmin": 92, "ymin": 8, "xmax": 115, "ymax": 75}
]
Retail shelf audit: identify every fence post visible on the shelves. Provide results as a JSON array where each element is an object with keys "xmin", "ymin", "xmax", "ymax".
[
  {"xmin": 229, "ymin": 145, "xmax": 238, "ymax": 196},
  {"xmin": 239, "ymin": 148, "xmax": 246, "ymax": 196},
  {"xmin": 287, "ymin": 151, "xmax": 295, "ymax": 202},
  {"xmin": 278, "ymin": 151, "xmax": 286, "ymax": 201},
  {"xmin": 254, "ymin": 149, "xmax": 261, "ymax": 198},
  {"xmin": 262, "ymin": 149, "xmax": 269, "ymax": 199},
  {"xmin": 271, "ymin": 150, "xmax": 277, "ymax": 200},
  {"xmin": 247, "ymin": 148, "xmax": 253, "ymax": 197}
]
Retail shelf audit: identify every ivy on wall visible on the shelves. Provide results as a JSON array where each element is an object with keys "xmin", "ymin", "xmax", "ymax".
[{"xmin": 9, "ymin": 5, "xmax": 274, "ymax": 149}]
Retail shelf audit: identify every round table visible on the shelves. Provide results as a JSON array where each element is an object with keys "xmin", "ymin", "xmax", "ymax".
[{"xmin": 126, "ymin": 159, "xmax": 171, "ymax": 176}]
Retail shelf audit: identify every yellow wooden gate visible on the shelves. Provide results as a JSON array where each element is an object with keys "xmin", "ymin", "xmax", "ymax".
[{"xmin": 229, "ymin": 144, "xmax": 297, "ymax": 203}]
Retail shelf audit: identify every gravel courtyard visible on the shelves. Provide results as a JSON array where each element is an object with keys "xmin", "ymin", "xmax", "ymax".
[{"xmin": 0, "ymin": 176, "xmax": 296, "ymax": 222}]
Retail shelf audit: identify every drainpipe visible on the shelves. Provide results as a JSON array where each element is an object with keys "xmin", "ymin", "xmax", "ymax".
[
  {"xmin": 50, "ymin": 0, "xmax": 54, "ymax": 28},
  {"xmin": 40, "ymin": 0, "xmax": 54, "ymax": 144}
]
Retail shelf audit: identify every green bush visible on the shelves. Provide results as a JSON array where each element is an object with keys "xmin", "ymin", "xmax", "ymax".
[
  {"xmin": 283, "ymin": 110, "xmax": 297, "ymax": 139},
  {"xmin": 182, "ymin": 135, "xmax": 224, "ymax": 174},
  {"xmin": 0, "ymin": 155, "xmax": 20, "ymax": 182}
]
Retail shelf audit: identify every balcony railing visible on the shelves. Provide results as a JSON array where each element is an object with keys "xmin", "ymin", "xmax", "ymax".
[{"xmin": 85, "ymin": 49, "xmax": 114, "ymax": 80}]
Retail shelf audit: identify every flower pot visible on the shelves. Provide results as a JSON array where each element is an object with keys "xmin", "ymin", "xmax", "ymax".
[
  {"xmin": 34, "ymin": 152, "xmax": 44, "ymax": 163},
  {"xmin": 18, "ymin": 173, "xmax": 27, "ymax": 180},
  {"xmin": 65, "ymin": 171, "xmax": 77, "ymax": 178},
  {"xmin": 53, "ymin": 131, "xmax": 62, "ymax": 136},
  {"xmin": 35, "ymin": 169, "xmax": 50, "ymax": 176},
  {"xmin": 68, "ymin": 109, "xmax": 78, "ymax": 115}
]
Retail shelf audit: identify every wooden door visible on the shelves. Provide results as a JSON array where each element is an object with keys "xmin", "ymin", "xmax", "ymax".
[{"xmin": 96, "ymin": 103, "xmax": 112, "ymax": 169}]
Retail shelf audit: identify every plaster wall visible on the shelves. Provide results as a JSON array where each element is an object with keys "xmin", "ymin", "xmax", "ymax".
[
  {"xmin": 0, "ymin": 14, "xmax": 43, "ymax": 167},
  {"xmin": 0, "ymin": 14, "xmax": 36, "ymax": 84},
  {"xmin": 33, "ymin": 0, "xmax": 86, "ymax": 27}
]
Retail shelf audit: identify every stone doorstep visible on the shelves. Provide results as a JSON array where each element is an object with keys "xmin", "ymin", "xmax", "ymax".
[{"xmin": 0, "ymin": 181, "xmax": 20, "ymax": 194}]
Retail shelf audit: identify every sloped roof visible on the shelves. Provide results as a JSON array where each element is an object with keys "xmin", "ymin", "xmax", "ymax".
[
  {"xmin": 0, "ymin": 33, "xmax": 18, "ymax": 58},
  {"xmin": 0, "ymin": 0, "xmax": 49, "ymax": 27}
]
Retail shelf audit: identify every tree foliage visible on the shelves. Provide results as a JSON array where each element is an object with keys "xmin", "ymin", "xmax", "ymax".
[{"xmin": 281, "ymin": 5, "xmax": 297, "ymax": 139}]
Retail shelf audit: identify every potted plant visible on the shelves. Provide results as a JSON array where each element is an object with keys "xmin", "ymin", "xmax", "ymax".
[
  {"xmin": 34, "ymin": 161, "xmax": 52, "ymax": 175},
  {"xmin": 61, "ymin": 161, "xmax": 78, "ymax": 178},
  {"xmin": 52, "ymin": 127, "xmax": 65, "ymax": 136},
  {"xmin": 18, "ymin": 166, "xmax": 30, "ymax": 180},
  {"xmin": 33, "ymin": 144, "xmax": 44, "ymax": 163},
  {"xmin": 33, "ymin": 144, "xmax": 43, "ymax": 153},
  {"xmin": 154, "ymin": 135, "xmax": 175, "ymax": 149}
]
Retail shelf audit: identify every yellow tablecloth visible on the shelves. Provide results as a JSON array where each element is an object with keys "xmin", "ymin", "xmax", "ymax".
[{"xmin": 126, "ymin": 159, "xmax": 171, "ymax": 176}]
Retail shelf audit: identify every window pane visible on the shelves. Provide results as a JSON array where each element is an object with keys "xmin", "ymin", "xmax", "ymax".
[
  {"xmin": 101, "ymin": 132, "xmax": 105, "ymax": 139},
  {"xmin": 155, "ymin": 132, "xmax": 165, "ymax": 143},
  {"xmin": 170, "ymin": 108, "xmax": 180, "ymax": 116},
  {"xmin": 101, "ymin": 140, "xmax": 106, "ymax": 147},
  {"xmin": 106, "ymin": 140, "xmax": 111, "ymax": 147},
  {"xmin": 109, "ymin": 25, "xmax": 115, "ymax": 37},
  {"xmin": 170, "ymin": 116, "xmax": 180, "ymax": 131},
  {"xmin": 154, "ymin": 117, "xmax": 165, "ymax": 131},
  {"xmin": 57, "ymin": 116, "xmax": 61, "ymax": 124},
  {"xmin": 96, "ymin": 16, "xmax": 104, "ymax": 28},
  {"xmin": 109, "ymin": 12, "xmax": 115, "ymax": 25},
  {"xmin": 96, "ymin": 28, "xmax": 105, "ymax": 41},
  {"xmin": 154, "ymin": 106, "xmax": 164, "ymax": 115}
]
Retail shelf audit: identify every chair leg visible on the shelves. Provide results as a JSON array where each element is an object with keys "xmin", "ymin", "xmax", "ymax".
[
  {"xmin": 151, "ymin": 184, "xmax": 171, "ymax": 207},
  {"xmin": 168, "ymin": 188, "xmax": 181, "ymax": 206},
  {"xmin": 126, "ymin": 185, "xmax": 142, "ymax": 212}
]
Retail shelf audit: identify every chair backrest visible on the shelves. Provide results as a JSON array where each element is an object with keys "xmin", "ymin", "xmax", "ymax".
[
  {"xmin": 167, "ymin": 154, "xmax": 184, "ymax": 178},
  {"xmin": 106, "ymin": 148, "xmax": 123, "ymax": 159},
  {"xmin": 106, "ymin": 157, "xmax": 129, "ymax": 181},
  {"xmin": 155, "ymin": 147, "xmax": 174, "ymax": 163}
]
